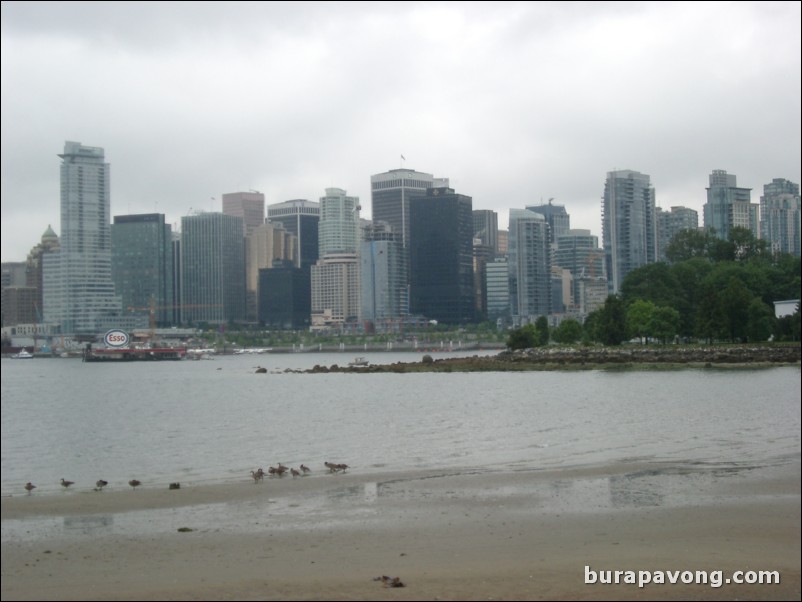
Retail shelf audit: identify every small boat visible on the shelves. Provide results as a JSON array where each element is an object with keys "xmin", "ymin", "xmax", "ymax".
[
  {"xmin": 11, "ymin": 349, "xmax": 34, "ymax": 359},
  {"xmin": 348, "ymin": 356, "xmax": 369, "ymax": 367}
]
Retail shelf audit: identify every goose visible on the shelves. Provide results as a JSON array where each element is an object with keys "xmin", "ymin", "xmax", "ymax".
[
  {"xmin": 95, "ymin": 479, "xmax": 108, "ymax": 491},
  {"xmin": 60, "ymin": 478, "xmax": 75, "ymax": 489},
  {"xmin": 128, "ymin": 479, "xmax": 141, "ymax": 490},
  {"xmin": 24, "ymin": 482, "xmax": 36, "ymax": 494}
]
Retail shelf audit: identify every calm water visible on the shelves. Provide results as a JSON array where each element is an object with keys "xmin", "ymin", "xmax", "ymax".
[{"xmin": 1, "ymin": 353, "xmax": 799, "ymax": 497}]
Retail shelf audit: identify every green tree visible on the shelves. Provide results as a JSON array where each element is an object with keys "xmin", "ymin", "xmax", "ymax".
[
  {"xmin": 719, "ymin": 277, "xmax": 753, "ymax": 342},
  {"xmin": 553, "ymin": 319, "xmax": 583, "ymax": 344},
  {"xmin": 596, "ymin": 295, "xmax": 628, "ymax": 346},
  {"xmin": 506, "ymin": 324, "xmax": 537, "ymax": 350},
  {"xmin": 665, "ymin": 229, "xmax": 715, "ymax": 263},
  {"xmin": 746, "ymin": 298, "xmax": 774, "ymax": 342},
  {"xmin": 626, "ymin": 299, "xmax": 657, "ymax": 343},
  {"xmin": 650, "ymin": 305, "xmax": 681, "ymax": 344},
  {"xmin": 729, "ymin": 226, "xmax": 768, "ymax": 262},
  {"xmin": 535, "ymin": 316, "xmax": 550, "ymax": 346}
]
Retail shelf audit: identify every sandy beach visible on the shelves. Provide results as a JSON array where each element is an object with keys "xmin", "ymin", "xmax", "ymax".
[{"xmin": 2, "ymin": 460, "xmax": 799, "ymax": 601}]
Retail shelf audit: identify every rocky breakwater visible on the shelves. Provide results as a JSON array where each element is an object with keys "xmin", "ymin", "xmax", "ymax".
[{"xmin": 300, "ymin": 344, "xmax": 801, "ymax": 373}]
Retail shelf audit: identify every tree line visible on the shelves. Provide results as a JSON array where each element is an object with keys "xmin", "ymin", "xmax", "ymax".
[{"xmin": 508, "ymin": 227, "xmax": 801, "ymax": 349}]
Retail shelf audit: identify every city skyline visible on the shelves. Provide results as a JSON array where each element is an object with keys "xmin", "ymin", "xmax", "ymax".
[{"xmin": 2, "ymin": 2, "xmax": 800, "ymax": 261}]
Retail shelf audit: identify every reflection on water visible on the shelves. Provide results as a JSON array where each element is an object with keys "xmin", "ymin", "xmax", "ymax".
[
  {"xmin": 1, "ymin": 459, "xmax": 794, "ymax": 544},
  {"xmin": 63, "ymin": 515, "xmax": 114, "ymax": 535}
]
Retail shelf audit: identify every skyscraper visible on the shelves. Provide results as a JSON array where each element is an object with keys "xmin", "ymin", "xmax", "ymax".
[
  {"xmin": 554, "ymin": 229, "xmax": 605, "ymax": 313},
  {"xmin": 318, "ymin": 188, "xmax": 360, "ymax": 256},
  {"xmin": 655, "ymin": 206, "xmax": 698, "ymax": 261},
  {"xmin": 526, "ymin": 200, "xmax": 570, "ymax": 244},
  {"xmin": 180, "ymin": 212, "xmax": 245, "ymax": 325},
  {"xmin": 267, "ymin": 199, "xmax": 320, "ymax": 270},
  {"xmin": 508, "ymin": 208, "xmax": 551, "ymax": 322},
  {"xmin": 360, "ymin": 222, "xmax": 407, "ymax": 329},
  {"xmin": 310, "ymin": 188, "xmax": 361, "ymax": 330},
  {"xmin": 602, "ymin": 169, "xmax": 657, "ymax": 294},
  {"xmin": 43, "ymin": 141, "xmax": 122, "ymax": 334},
  {"xmin": 408, "ymin": 187, "xmax": 474, "ymax": 325},
  {"xmin": 222, "ymin": 191, "xmax": 265, "ymax": 237},
  {"xmin": 760, "ymin": 178, "xmax": 800, "ymax": 256},
  {"xmin": 111, "ymin": 213, "xmax": 174, "ymax": 326},
  {"xmin": 371, "ymin": 169, "xmax": 447, "ymax": 250},
  {"xmin": 703, "ymin": 170, "xmax": 758, "ymax": 240}
]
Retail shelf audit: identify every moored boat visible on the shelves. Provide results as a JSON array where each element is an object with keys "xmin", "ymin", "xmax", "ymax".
[
  {"xmin": 10, "ymin": 349, "xmax": 34, "ymax": 359},
  {"xmin": 83, "ymin": 346, "xmax": 187, "ymax": 362}
]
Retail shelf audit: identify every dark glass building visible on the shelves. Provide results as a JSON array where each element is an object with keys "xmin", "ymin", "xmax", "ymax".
[
  {"xmin": 409, "ymin": 187, "xmax": 475, "ymax": 325},
  {"xmin": 111, "ymin": 213, "xmax": 174, "ymax": 326},
  {"xmin": 258, "ymin": 261, "xmax": 311, "ymax": 330}
]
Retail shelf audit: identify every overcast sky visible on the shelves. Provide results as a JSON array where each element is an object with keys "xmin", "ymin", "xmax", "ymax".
[{"xmin": 2, "ymin": 1, "xmax": 800, "ymax": 261}]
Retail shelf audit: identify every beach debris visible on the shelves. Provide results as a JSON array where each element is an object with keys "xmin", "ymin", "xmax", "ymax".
[
  {"xmin": 60, "ymin": 478, "xmax": 75, "ymax": 489},
  {"xmin": 24, "ymin": 482, "xmax": 36, "ymax": 494},
  {"xmin": 373, "ymin": 575, "xmax": 405, "ymax": 588},
  {"xmin": 94, "ymin": 479, "xmax": 108, "ymax": 491},
  {"xmin": 169, "ymin": 482, "xmax": 181, "ymax": 490},
  {"xmin": 177, "ymin": 527, "xmax": 194, "ymax": 533},
  {"xmin": 128, "ymin": 479, "xmax": 141, "ymax": 490}
]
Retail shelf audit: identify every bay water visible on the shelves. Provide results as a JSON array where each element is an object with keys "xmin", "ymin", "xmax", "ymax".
[{"xmin": 2, "ymin": 352, "xmax": 799, "ymax": 497}]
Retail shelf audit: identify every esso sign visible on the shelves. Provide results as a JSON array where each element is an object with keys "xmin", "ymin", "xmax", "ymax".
[{"xmin": 104, "ymin": 329, "xmax": 130, "ymax": 347}]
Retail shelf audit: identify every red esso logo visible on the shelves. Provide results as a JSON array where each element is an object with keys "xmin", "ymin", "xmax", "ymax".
[{"xmin": 104, "ymin": 330, "xmax": 129, "ymax": 347}]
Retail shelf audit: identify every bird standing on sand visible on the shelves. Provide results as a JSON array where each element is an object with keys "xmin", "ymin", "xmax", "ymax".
[
  {"xmin": 95, "ymin": 479, "xmax": 108, "ymax": 491},
  {"xmin": 128, "ymin": 479, "xmax": 141, "ymax": 490},
  {"xmin": 60, "ymin": 478, "xmax": 75, "ymax": 489},
  {"xmin": 24, "ymin": 482, "xmax": 36, "ymax": 494}
]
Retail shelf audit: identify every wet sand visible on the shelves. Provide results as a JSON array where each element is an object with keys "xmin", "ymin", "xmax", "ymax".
[{"xmin": 2, "ymin": 461, "xmax": 799, "ymax": 601}]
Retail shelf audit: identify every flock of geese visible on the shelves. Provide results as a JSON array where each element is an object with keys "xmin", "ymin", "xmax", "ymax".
[
  {"xmin": 23, "ymin": 462, "xmax": 349, "ymax": 494},
  {"xmin": 249, "ymin": 461, "xmax": 349, "ymax": 483}
]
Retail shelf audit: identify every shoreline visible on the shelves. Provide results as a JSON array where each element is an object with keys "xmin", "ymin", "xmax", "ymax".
[
  {"xmin": 3, "ymin": 460, "xmax": 799, "ymax": 600},
  {"xmin": 300, "ymin": 344, "xmax": 802, "ymax": 373}
]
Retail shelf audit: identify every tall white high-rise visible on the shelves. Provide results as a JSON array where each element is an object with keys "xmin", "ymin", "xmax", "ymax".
[
  {"xmin": 43, "ymin": 141, "xmax": 122, "ymax": 334},
  {"xmin": 602, "ymin": 169, "xmax": 657, "ymax": 294}
]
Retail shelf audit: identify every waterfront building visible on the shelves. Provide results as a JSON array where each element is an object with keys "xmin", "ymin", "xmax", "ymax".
[
  {"xmin": 23, "ymin": 226, "xmax": 60, "ymax": 323},
  {"xmin": 408, "ymin": 187, "xmax": 474, "ymax": 324},
  {"xmin": 371, "ymin": 168, "xmax": 446, "ymax": 251},
  {"xmin": 222, "ymin": 191, "xmax": 265, "ymax": 237},
  {"xmin": 360, "ymin": 222, "xmax": 407, "ymax": 330},
  {"xmin": 508, "ymin": 208, "xmax": 551, "ymax": 323},
  {"xmin": 111, "ymin": 214, "xmax": 174, "ymax": 326},
  {"xmin": 485, "ymin": 256, "xmax": 510, "ymax": 322},
  {"xmin": 246, "ymin": 222, "xmax": 297, "ymax": 322},
  {"xmin": 258, "ymin": 261, "xmax": 310, "ymax": 330},
  {"xmin": 311, "ymin": 253, "xmax": 360, "ymax": 331},
  {"xmin": 180, "ymin": 212, "xmax": 245, "ymax": 325},
  {"xmin": 656, "ymin": 206, "xmax": 699, "ymax": 261},
  {"xmin": 43, "ymin": 141, "xmax": 123, "ymax": 334},
  {"xmin": 318, "ymin": 188, "xmax": 360, "ymax": 256},
  {"xmin": 602, "ymin": 169, "xmax": 657, "ymax": 294},
  {"xmin": 267, "ymin": 199, "xmax": 320, "ymax": 270},
  {"xmin": 703, "ymin": 170, "xmax": 758, "ymax": 240},
  {"xmin": 554, "ymin": 229, "xmax": 605, "ymax": 312},
  {"xmin": 760, "ymin": 178, "xmax": 800, "ymax": 256},
  {"xmin": 526, "ymin": 200, "xmax": 570, "ymax": 244},
  {"xmin": 472, "ymin": 210, "xmax": 499, "ymax": 320}
]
